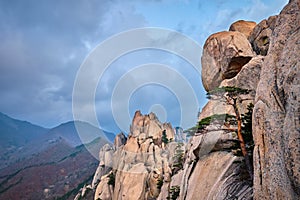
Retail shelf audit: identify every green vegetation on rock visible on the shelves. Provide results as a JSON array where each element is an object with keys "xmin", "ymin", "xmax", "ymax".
[
  {"xmin": 107, "ymin": 172, "xmax": 115, "ymax": 187},
  {"xmin": 167, "ymin": 185, "xmax": 180, "ymax": 200},
  {"xmin": 207, "ymin": 86, "xmax": 253, "ymax": 180},
  {"xmin": 162, "ymin": 130, "xmax": 169, "ymax": 144},
  {"xmin": 172, "ymin": 143, "xmax": 184, "ymax": 174}
]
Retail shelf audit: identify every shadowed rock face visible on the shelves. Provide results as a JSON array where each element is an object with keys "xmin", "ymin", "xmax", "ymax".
[
  {"xmin": 249, "ymin": 15, "xmax": 277, "ymax": 56},
  {"xmin": 225, "ymin": 56, "xmax": 252, "ymax": 79},
  {"xmin": 253, "ymin": 0, "xmax": 300, "ymax": 199},
  {"xmin": 114, "ymin": 132, "xmax": 127, "ymax": 149},
  {"xmin": 199, "ymin": 54, "xmax": 264, "ymax": 122}
]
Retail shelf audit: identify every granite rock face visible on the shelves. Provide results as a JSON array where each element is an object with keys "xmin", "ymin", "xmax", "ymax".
[
  {"xmin": 249, "ymin": 15, "xmax": 277, "ymax": 56},
  {"xmin": 155, "ymin": 122, "xmax": 253, "ymax": 200},
  {"xmin": 92, "ymin": 144, "xmax": 114, "ymax": 189},
  {"xmin": 199, "ymin": 55, "xmax": 263, "ymax": 120},
  {"xmin": 114, "ymin": 132, "xmax": 127, "ymax": 149},
  {"xmin": 253, "ymin": 0, "xmax": 300, "ymax": 199},
  {"xmin": 91, "ymin": 111, "xmax": 175, "ymax": 200},
  {"xmin": 201, "ymin": 31, "xmax": 255, "ymax": 91},
  {"xmin": 183, "ymin": 152, "xmax": 252, "ymax": 200},
  {"xmin": 229, "ymin": 20, "xmax": 257, "ymax": 39},
  {"xmin": 94, "ymin": 173, "xmax": 113, "ymax": 200}
]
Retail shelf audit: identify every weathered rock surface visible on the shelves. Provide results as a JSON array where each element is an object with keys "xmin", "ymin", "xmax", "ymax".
[
  {"xmin": 157, "ymin": 125, "xmax": 252, "ymax": 200},
  {"xmin": 92, "ymin": 144, "xmax": 114, "ymax": 189},
  {"xmin": 249, "ymin": 15, "xmax": 277, "ymax": 56},
  {"xmin": 198, "ymin": 100, "xmax": 234, "ymax": 121},
  {"xmin": 220, "ymin": 55, "xmax": 264, "ymax": 114},
  {"xmin": 229, "ymin": 20, "xmax": 257, "ymax": 39},
  {"xmin": 201, "ymin": 31, "xmax": 255, "ymax": 91},
  {"xmin": 199, "ymin": 56, "xmax": 263, "ymax": 121},
  {"xmin": 253, "ymin": 0, "xmax": 300, "ymax": 199},
  {"xmin": 113, "ymin": 163, "xmax": 148, "ymax": 200},
  {"xmin": 89, "ymin": 111, "xmax": 176, "ymax": 200},
  {"xmin": 183, "ymin": 152, "xmax": 252, "ymax": 200},
  {"xmin": 114, "ymin": 132, "xmax": 127, "ymax": 149},
  {"xmin": 94, "ymin": 173, "xmax": 113, "ymax": 200},
  {"xmin": 220, "ymin": 56, "xmax": 263, "ymax": 91}
]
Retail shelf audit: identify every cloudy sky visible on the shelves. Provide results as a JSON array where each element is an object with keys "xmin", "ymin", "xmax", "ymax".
[{"xmin": 0, "ymin": 0, "xmax": 287, "ymax": 133}]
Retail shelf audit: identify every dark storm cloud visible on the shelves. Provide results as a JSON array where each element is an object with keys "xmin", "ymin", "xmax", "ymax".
[{"xmin": 0, "ymin": 0, "xmax": 146, "ymax": 129}]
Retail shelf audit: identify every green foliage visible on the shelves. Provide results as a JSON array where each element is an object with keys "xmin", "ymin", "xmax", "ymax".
[
  {"xmin": 262, "ymin": 36, "xmax": 269, "ymax": 45},
  {"xmin": 242, "ymin": 103, "xmax": 254, "ymax": 137},
  {"xmin": 167, "ymin": 185, "xmax": 180, "ymax": 200},
  {"xmin": 156, "ymin": 178, "xmax": 163, "ymax": 190},
  {"xmin": 241, "ymin": 103, "xmax": 254, "ymax": 163},
  {"xmin": 205, "ymin": 86, "xmax": 254, "ymax": 179},
  {"xmin": 107, "ymin": 172, "xmax": 115, "ymax": 187},
  {"xmin": 172, "ymin": 143, "xmax": 184, "ymax": 173},
  {"xmin": 184, "ymin": 126, "xmax": 197, "ymax": 136},
  {"xmin": 197, "ymin": 114, "xmax": 236, "ymax": 130},
  {"xmin": 185, "ymin": 114, "xmax": 236, "ymax": 136},
  {"xmin": 162, "ymin": 130, "xmax": 169, "ymax": 144},
  {"xmin": 207, "ymin": 86, "xmax": 251, "ymax": 99}
]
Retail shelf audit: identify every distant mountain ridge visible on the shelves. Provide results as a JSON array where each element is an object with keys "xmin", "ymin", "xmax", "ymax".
[
  {"xmin": 0, "ymin": 111, "xmax": 114, "ymax": 146},
  {"xmin": 0, "ymin": 112, "xmax": 115, "ymax": 169},
  {"xmin": 46, "ymin": 120, "xmax": 115, "ymax": 147},
  {"xmin": 0, "ymin": 112, "xmax": 49, "ymax": 149},
  {"xmin": 0, "ymin": 112, "xmax": 115, "ymax": 199}
]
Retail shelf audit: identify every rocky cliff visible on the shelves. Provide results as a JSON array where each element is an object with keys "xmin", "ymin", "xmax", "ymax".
[
  {"xmin": 252, "ymin": 0, "xmax": 300, "ymax": 199},
  {"xmin": 75, "ymin": 111, "xmax": 176, "ymax": 200},
  {"xmin": 76, "ymin": 1, "xmax": 299, "ymax": 199}
]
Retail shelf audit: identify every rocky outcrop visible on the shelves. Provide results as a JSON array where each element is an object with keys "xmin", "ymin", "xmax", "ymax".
[
  {"xmin": 89, "ymin": 111, "xmax": 175, "ymax": 200},
  {"xmin": 229, "ymin": 20, "xmax": 257, "ymax": 39},
  {"xmin": 201, "ymin": 31, "xmax": 255, "ymax": 91},
  {"xmin": 94, "ymin": 173, "xmax": 113, "ymax": 200},
  {"xmin": 253, "ymin": 0, "xmax": 300, "ymax": 199},
  {"xmin": 249, "ymin": 15, "xmax": 277, "ymax": 56},
  {"xmin": 155, "ymin": 120, "xmax": 253, "ymax": 200},
  {"xmin": 91, "ymin": 144, "xmax": 114, "ymax": 189},
  {"xmin": 114, "ymin": 132, "xmax": 127, "ymax": 149},
  {"xmin": 199, "ymin": 56, "xmax": 263, "ymax": 120},
  {"xmin": 113, "ymin": 163, "xmax": 149, "ymax": 200}
]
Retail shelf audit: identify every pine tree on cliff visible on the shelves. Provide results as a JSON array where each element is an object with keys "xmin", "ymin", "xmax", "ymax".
[
  {"xmin": 242, "ymin": 103, "xmax": 254, "ymax": 165},
  {"xmin": 206, "ymin": 86, "xmax": 253, "ymax": 180},
  {"xmin": 162, "ymin": 130, "xmax": 169, "ymax": 144}
]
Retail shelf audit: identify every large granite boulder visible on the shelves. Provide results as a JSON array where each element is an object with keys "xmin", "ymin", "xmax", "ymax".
[
  {"xmin": 220, "ymin": 56, "xmax": 264, "ymax": 91},
  {"xmin": 113, "ymin": 163, "xmax": 148, "ymax": 200},
  {"xmin": 201, "ymin": 31, "xmax": 255, "ymax": 91},
  {"xmin": 253, "ymin": 0, "xmax": 300, "ymax": 199},
  {"xmin": 229, "ymin": 20, "xmax": 257, "ymax": 39},
  {"xmin": 199, "ymin": 56, "xmax": 263, "ymax": 121}
]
